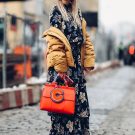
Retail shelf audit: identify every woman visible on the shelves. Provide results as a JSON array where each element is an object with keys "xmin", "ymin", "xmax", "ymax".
[{"xmin": 42, "ymin": 0, "xmax": 95, "ymax": 134}]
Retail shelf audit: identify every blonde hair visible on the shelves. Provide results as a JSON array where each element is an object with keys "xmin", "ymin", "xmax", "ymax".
[{"xmin": 57, "ymin": 0, "xmax": 81, "ymax": 26}]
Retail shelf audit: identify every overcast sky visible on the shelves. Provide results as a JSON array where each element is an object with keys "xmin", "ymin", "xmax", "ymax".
[{"xmin": 99, "ymin": 0, "xmax": 135, "ymax": 30}]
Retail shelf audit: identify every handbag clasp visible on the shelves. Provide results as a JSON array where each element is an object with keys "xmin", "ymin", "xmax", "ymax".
[{"xmin": 50, "ymin": 88, "xmax": 64, "ymax": 103}]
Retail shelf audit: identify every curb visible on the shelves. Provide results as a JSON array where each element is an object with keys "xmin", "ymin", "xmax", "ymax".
[
  {"xmin": 89, "ymin": 60, "xmax": 120, "ymax": 75},
  {"xmin": 0, "ymin": 85, "xmax": 41, "ymax": 111},
  {"xmin": 0, "ymin": 60, "xmax": 120, "ymax": 111}
]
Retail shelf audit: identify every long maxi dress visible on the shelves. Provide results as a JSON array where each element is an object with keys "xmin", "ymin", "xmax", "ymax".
[{"xmin": 47, "ymin": 4, "xmax": 91, "ymax": 135}]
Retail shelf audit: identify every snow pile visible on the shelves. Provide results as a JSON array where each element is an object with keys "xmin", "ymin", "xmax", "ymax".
[
  {"xmin": 0, "ymin": 84, "xmax": 27, "ymax": 92},
  {"xmin": 26, "ymin": 72, "xmax": 47, "ymax": 85}
]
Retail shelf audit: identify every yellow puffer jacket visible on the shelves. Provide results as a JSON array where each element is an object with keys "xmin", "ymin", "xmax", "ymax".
[{"xmin": 42, "ymin": 18, "xmax": 95, "ymax": 72}]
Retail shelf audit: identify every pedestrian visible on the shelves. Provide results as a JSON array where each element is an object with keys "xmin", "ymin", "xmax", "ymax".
[
  {"xmin": 42, "ymin": 0, "xmax": 95, "ymax": 134},
  {"xmin": 118, "ymin": 41, "xmax": 124, "ymax": 60}
]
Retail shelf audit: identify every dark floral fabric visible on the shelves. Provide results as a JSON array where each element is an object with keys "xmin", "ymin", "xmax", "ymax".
[
  {"xmin": 50, "ymin": 114, "xmax": 90, "ymax": 135},
  {"xmin": 47, "ymin": 4, "xmax": 90, "ymax": 135}
]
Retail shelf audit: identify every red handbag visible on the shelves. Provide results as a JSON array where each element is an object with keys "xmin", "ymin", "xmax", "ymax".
[{"xmin": 40, "ymin": 74, "xmax": 76, "ymax": 115}]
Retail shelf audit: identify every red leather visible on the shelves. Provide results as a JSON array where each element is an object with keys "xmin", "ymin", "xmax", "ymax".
[{"xmin": 40, "ymin": 82, "xmax": 76, "ymax": 115}]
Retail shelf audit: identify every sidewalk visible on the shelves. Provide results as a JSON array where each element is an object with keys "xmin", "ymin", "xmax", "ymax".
[{"xmin": 92, "ymin": 77, "xmax": 135, "ymax": 135}]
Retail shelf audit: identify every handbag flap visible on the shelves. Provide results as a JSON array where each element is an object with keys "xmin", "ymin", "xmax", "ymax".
[{"xmin": 42, "ymin": 84, "xmax": 75, "ymax": 101}]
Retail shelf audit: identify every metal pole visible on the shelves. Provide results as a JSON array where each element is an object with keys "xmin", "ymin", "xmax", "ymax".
[
  {"xmin": 2, "ymin": 11, "xmax": 7, "ymax": 88},
  {"xmin": 37, "ymin": 22, "xmax": 41, "ymax": 77},
  {"xmin": 36, "ymin": 0, "xmax": 44, "ymax": 77},
  {"xmin": 23, "ymin": 21, "xmax": 27, "ymax": 83}
]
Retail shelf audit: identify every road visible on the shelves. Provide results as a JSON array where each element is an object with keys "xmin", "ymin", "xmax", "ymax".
[{"xmin": 0, "ymin": 66, "xmax": 135, "ymax": 135}]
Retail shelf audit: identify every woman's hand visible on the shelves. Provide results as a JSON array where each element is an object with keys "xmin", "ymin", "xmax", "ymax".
[
  {"xmin": 58, "ymin": 72, "xmax": 67, "ymax": 78},
  {"xmin": 84, "ymin": 67, "xmax": 94, "ymax": 73}
]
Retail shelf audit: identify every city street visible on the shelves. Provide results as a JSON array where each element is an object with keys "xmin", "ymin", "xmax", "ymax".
[
  {"xmin": 0, "ymin": 66, "xmax": 135, "ymax": 135},
  {"xmin": 1, "ymin": 0, "xmax": 135, "ymax": 135}
]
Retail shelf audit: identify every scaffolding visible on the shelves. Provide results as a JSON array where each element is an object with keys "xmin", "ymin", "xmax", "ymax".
[{"xmin": 0, "ymin": 10, "xmax": 45, "ymax": 88}]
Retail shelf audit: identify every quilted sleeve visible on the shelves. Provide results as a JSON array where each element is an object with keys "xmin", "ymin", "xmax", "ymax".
[
  {"xmin": 84, "ymin": 32, "xmax": 96, "ymax": 68},
  {"xmin": 45, "ymin": 35, "xmax": 68, "ymax": 73}
]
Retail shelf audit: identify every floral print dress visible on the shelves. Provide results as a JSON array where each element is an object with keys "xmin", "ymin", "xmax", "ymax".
[{"xmin": 47, "ymin": 4, "xmax": 90, "ymax": 135}]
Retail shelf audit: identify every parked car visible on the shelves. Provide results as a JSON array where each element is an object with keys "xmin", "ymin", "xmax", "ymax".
[{"xmin": 123, "ymin": 42, "xmax": 135, "ymax": 65}]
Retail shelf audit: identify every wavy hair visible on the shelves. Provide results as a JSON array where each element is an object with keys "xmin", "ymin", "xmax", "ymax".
[{"xmin": 57, "ymin": 0, "xmax": 81, "ymax": 26}]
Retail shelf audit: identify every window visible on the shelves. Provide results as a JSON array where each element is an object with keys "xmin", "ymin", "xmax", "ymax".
[{"xmin": 82, "ymin": 12, "xmax": 98, "ymax": 27}]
